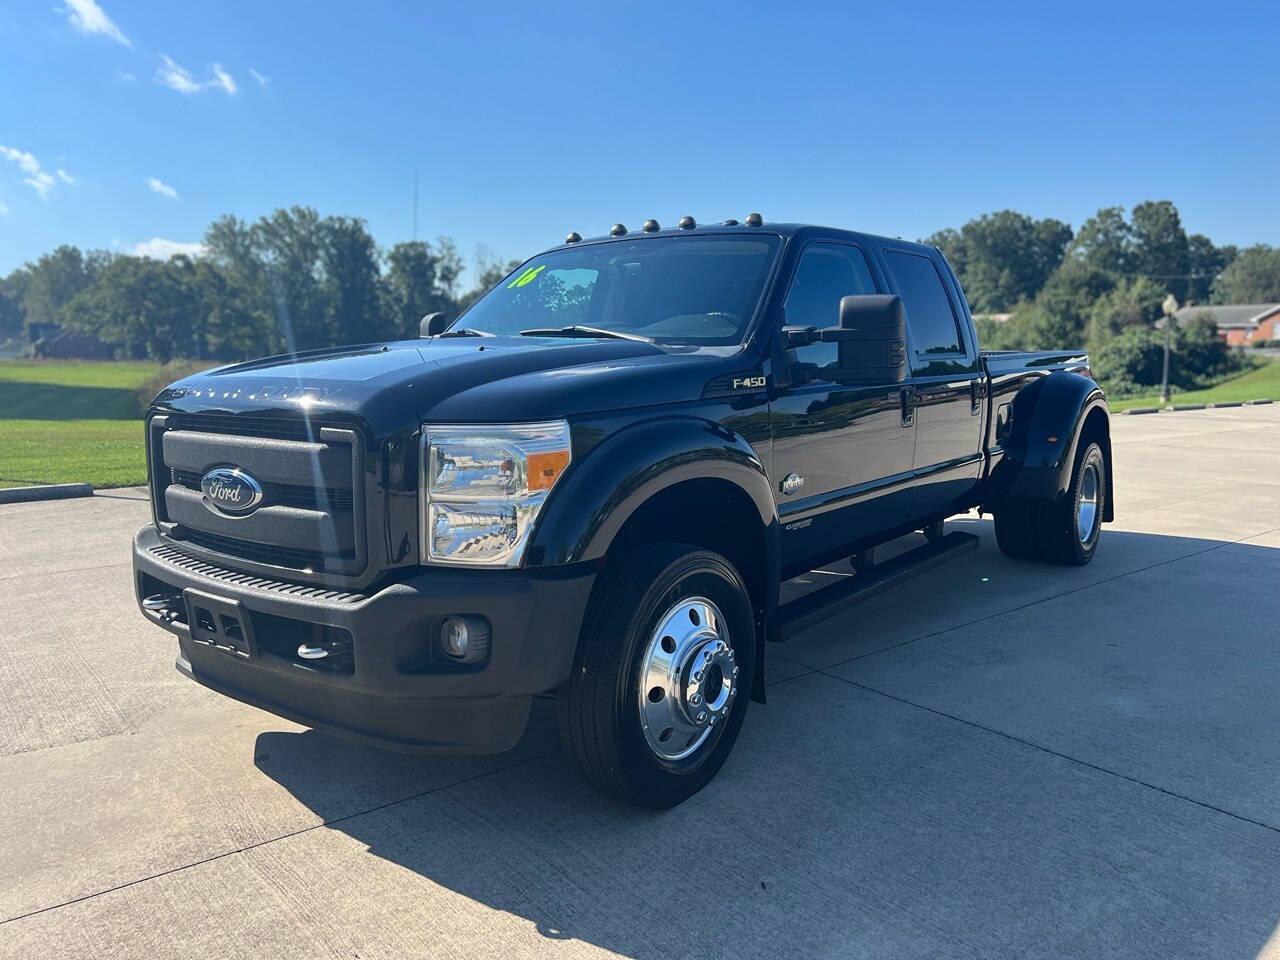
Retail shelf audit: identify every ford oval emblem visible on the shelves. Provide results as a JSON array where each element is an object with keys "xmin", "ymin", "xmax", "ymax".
[{"xmin": 200, "ymin": 467, "xmax": 264, "ymax": 516}]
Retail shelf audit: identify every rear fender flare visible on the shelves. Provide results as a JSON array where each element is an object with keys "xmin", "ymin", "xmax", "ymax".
[{"xmin": 1003, "ymin": 371, "xmax": 1110, "ymax": 508}]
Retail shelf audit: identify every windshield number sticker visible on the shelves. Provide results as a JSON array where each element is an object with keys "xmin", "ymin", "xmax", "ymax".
[{"xmin": 508, "ymin": 265, "xmax": 546, "ymax": 289}]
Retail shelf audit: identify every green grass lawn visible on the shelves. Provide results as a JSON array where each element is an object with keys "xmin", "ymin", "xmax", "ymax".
[
  {"xmin": 1108, "ymin": 357, "xmax": 1280, "ymax": 411},
  {"xmin": 0, "ymin": 360, "xmax": 159, "ymax": 488},
  {"xmin": 0, "ymin": 420, "xmax": 147, "ymax": 488}
]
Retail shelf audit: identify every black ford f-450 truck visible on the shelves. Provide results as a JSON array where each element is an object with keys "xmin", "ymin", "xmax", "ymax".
[{"xmin": 133, "ymin": 217, "xmax": 1112, "ymax": 807}]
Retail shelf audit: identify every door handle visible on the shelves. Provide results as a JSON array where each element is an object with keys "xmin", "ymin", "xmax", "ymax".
[{"xmin": 900, "ymin": 387, "xmax": 915, "ymax": 428}]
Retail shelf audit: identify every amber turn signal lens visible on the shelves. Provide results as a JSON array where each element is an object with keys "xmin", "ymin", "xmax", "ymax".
[{"xmin": 527, "ymin": 449, "xmax": 570, "ymax": 490}]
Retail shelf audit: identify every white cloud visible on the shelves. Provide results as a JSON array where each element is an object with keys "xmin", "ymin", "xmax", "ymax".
[
  {"xmin": 145, "ymin": 176, "xmax": 178, "ymax": 199},
  {"xmin": 249, "ymin": 68, "xmax": 269, "ymax": 87},
  {"xmin": 57, "ymin": 169, "xmax": 76, "ymax": 184},
  {"xmin": 133, "ymin": 238, "xmax": 207, "ymax": 260},
  {"xmin": 0, "ymin": 145, "xmax": 67, "ymax": 200},
  {"xmin": 156, "ymin": 55, "xmax": 201, "ymax": 94},
  {"xmin": 0, "ymin": 200, "xmax": 10, "ymax": 217},
  {"xmin": 62, "ymin": 0, "xmax": 131, "ymax": 47},
  {"xmin": 156, "ymin": 55, "xmax": 238, "ymax": 96},
  {"xmin": 211, "ymin": 63, "xmax": 237, "ymax": 95},
  {"xmin": 117, "ymin": 69, "xmax": 138, "ymax": 83}
]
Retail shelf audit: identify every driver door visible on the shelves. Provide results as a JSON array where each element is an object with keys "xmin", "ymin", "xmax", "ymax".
[{"xmin": 770, "ymin": 242, "xmax": 916, "ymax": 574}]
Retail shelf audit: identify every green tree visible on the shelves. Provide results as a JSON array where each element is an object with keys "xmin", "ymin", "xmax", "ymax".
[
  {"xmin": 1029, "ymin": 259, "xmax": 1115, "ymax": 347},
  {"xmin": 20, "ymin": 245, "xmax": 106, "ymax": 338},
  {"xmin": 924, "ymin": 211, "xmax": 1072, "ymax": 313},
  {"xmin": 1085, "ymin": 275, "xmax": 1165, "ymax": 343},
  {"xmin": 457, "ymin": 249, "xmax": 521, "ymax": 312},
  {"xmin": 1091, "ymin": 316, "xmax": 1244, "ymax": 396},
  {"xmin": 0, "ymin": 267, "xmax": 29, "ymax": 341},
  {"xmin": 1130, "ymin": 200, "xmax": 1189, "ymax": 300},
  {"xmin": 62, "ymin": 255, "xmax": 202, "ymax": 361},
  {"xmin": 1185, "ymin": 234, "xmax": 1234, "ymax": 303},
  {"xmin": 1210, "ymin": 245, "xmax": 1280, "ymax": 303},
  {"xmin": 382, "ymin": 240, "xmax": 463, "ymax": 337},
  {"xmin": 251, "ymin": 206, "xmax": 331, "ymax": 351},
  {"xmin": 320, "ymin": 215, "xmax": 384, "ymax": 344},
  {"xmin": 203, "ymin": 215, "xmax": 276, "ymax": 357},
  {"xmin": 1070, "ymin": 206, "xmax": 1131, "ymax": 274}
]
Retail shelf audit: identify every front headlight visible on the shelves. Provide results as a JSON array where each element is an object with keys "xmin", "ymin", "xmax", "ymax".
[{"xmin": 421, "ymin": 421, "xmax": 572, "ymax": 566}]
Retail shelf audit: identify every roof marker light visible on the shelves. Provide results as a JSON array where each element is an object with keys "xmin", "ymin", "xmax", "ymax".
[
  {"xmin": 722, "ymin": 219, "xmax": 739, "ymax": 226},
  {"xmin": 643, "ymin": 219, "xmax": 660, "ymax": 232},
  {"xmin": 565, "ymin": 232, "xmax": 581, "ymax": 244},
  {"xmin": 745, "ymin": 212, "xmax": 763, "ymax": 227},
  {"xmin": 610, "ymin": 223, "xmax": 628, "ymax": 236},
  {"xmin": 678, "ymin": 215, "xmax": 696, "ymax": 230}
]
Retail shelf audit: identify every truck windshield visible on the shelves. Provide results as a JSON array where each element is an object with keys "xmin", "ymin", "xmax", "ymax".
[{"xmin": 455, "ymin": 234, "xmax": 781, "ymax": 345}]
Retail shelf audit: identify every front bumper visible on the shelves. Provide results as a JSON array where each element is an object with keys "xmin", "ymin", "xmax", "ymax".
[{"xmin": 132, "ymin": 525, "xmax": 596, "ymax": 754}]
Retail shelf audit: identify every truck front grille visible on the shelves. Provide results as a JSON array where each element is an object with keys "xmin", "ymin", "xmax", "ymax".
[
  {"xmin": 170, "ymin": 469, "xmax": 356, "ymax": 512},
  {"xmin": 149, "ymin": 413, "xmax": 367, "ymax": 579}
]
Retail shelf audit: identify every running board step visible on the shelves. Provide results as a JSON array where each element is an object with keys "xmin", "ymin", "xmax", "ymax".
[{"xmin": 770, "ymin": 531, "xmax": 980, "ymax": 643}]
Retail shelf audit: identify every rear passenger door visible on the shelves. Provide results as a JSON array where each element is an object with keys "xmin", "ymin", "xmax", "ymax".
[
  {"xmin": 881, "ymin": 248, "xmax": 984, "ymax": 520},
  {"xmin": 770, "ymin": 241, "xmax": 917, "ymax": 573}
]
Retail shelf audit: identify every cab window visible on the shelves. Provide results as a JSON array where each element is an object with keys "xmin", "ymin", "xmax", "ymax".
[
  {"xmin": 884, "ymin": 249, "xmax": 965, "ymax": 356},
  {"xmin": 782, "ymin": 243, "xmax": 878, "ymax": 368}
]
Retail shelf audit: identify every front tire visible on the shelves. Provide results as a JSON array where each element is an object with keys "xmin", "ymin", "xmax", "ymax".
[{"xmin": 558, "ymin": 543, "xmax": 755, "ymax": 808}]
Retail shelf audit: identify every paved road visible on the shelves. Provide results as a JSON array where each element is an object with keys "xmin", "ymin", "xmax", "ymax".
[{"xmin": 2, "ymin": 406, "xmax": 1279, "ymax": 959}]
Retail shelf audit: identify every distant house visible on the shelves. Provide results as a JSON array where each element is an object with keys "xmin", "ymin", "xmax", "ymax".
[
  {"xmin": 31, "ymin": 327, "xmax": 115, "ymax": 360},
  {"xmin": 1171, "ymin": 303, "xmax": 1280, "ymax": 345}
]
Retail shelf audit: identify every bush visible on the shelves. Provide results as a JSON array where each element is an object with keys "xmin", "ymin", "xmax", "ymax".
[
  {"xmin": 1092, "ymin": 318, "xmax": 1250, "ymax": 396},
  {"xmin": 135, "ymin": 358, "xmax": 220, "ymax": 415}
]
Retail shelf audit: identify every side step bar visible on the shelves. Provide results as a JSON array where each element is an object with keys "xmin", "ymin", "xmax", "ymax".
[{"xmin": 769, "ymin": 531, "xmax": 980, "ymax": 643}]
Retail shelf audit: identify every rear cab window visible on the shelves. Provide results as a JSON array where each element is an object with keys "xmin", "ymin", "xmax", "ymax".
[{"xmin": 882, "ymin": 249, "xmax": 968, "ymax": 362}]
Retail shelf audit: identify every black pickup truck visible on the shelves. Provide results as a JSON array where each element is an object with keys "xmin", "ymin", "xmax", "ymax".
[{"xmin": 133, "ymin": 216, "xmax": 1112, "ymax": 807}]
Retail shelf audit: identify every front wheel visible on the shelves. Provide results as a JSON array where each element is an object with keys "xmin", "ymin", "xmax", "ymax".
[{"xmin": 558, "ymin": 543, "xmax": 755, "ymax": 808}]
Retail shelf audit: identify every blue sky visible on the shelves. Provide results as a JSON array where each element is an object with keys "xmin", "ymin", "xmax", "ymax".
[{"xmin": 1, "ymin": 0, "xmax": 1277, "ymax": 279}]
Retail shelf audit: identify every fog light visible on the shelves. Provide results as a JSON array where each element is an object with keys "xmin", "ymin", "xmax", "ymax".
[
  {"xmin": 441, "ymin": 617, "xmax": 470, "ymax": 658},
  {"xmin": 439, "ymin": 615, "xmax": 491, "ymax": 663}
]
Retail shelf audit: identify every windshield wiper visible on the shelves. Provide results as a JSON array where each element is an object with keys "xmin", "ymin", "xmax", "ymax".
[
  {"xmin": 438, "ymin": 327, "xmax": 493, "ymax": 338},
  {"xmin": 520, "ymin": 325, "xmax": 654, "ymax": 343}
]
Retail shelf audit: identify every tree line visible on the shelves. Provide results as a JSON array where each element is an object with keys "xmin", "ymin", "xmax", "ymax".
[
  {"xmin": 1, "ymin": 199, "xmax": 1277, "ymax": 395},
  {"xmin": 0, "ymin": 206, "xmax": 519, "ymax": 362},
  {"xmin": 931, "ymin": 201, "xmax": 1279, "ymax": 394}
]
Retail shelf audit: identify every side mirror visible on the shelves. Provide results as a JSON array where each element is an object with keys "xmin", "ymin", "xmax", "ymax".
[
  {"xmin": 420, "ymin": 312, "xmax": 450, "ymax": 338},
  {"xmin": 818, "ymin": 294, "xmax": 907, "ymax": 384}
]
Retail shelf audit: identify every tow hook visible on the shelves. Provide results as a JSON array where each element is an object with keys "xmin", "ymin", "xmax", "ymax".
[{"xmin": 142, "ymin": 593, "xmax": 184, "ymax": 623}]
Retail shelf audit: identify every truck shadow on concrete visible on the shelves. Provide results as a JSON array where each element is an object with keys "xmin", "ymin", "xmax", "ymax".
[{"xmin": 254, "ymin": 523, "xmax": 1280, "ymax": 959}]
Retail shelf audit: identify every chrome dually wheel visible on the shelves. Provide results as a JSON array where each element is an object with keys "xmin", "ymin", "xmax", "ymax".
[
  {"xmin": 638, "ymin": 597, "xmax": 738, "ymax": 761},
  {"xmin": 1076, "ymin": 460, "xmax": 1101, "ymax": 547}
]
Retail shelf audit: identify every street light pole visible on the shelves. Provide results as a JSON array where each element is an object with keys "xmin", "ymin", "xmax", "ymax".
[{"xmin": 1160, "ymin": 294, "xmax": 1178, "ymax": 405}]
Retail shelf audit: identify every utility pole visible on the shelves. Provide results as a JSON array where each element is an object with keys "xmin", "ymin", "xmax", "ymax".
[
  {"xmin": 1160, "ymin": 293, "xmax": 1178, "ymax": 404},
  {"xmin": 412, "ymin": 168, "xmax": 419, "ymax": 243}
]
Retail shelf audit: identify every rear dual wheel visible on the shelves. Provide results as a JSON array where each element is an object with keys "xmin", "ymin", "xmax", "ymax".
[
  {"xmin": 558, "ymin": 543, "xmax": 755, "ymax": 808},
  {"xmin": 993, "ymin": 440, "xmax": 1106, "ymax": 566}
]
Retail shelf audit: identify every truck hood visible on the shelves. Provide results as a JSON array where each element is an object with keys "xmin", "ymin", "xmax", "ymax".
[{"xmin": 153, "ymin": 336, "xmax": 737, "ymax": 436}]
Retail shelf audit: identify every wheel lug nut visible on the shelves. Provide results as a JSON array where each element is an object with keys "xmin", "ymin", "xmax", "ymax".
[
  {"xmin": 732, "ymin": 666, "xmax": 739, "ymax": 677},
  {"xmin": 694, "ymin": 671, "xmax": 703, "ymax": 682},
  {"xmin": 697, "ymin": 711, "xmax": 707, "ymax": 723},
  {"xmin": 709, "ymin": 715, "xmax": 716, "ymax": 726},
  {"xmin": 691, "ymin": 693, "xmax": 702, "ymax": 705}
]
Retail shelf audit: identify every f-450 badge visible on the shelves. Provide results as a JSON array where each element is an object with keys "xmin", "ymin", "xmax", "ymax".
[{"xmin": 732, "ymin": 375, "xmax": 766, "ymax": 391}]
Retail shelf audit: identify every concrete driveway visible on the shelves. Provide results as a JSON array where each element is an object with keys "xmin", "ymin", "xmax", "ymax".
[{"xmin": 2, "ymin": 406, "xmax": 1279, "ymax": 959}]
